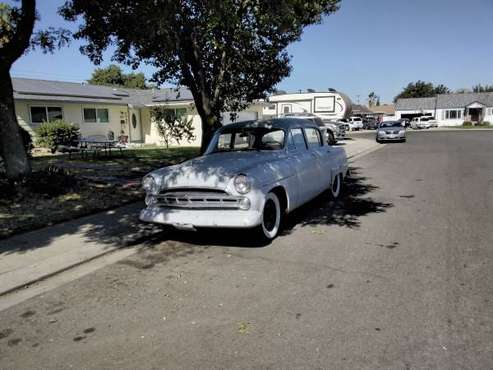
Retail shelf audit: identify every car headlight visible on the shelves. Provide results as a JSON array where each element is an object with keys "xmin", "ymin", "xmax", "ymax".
[
  {"xmin": 378, "ymin": 131, "xmax": 386, "ymax": 135},
  {"xmin": 234, "ymin": 174, "xmax": 251, "ymax": 194},
  {"xmin": 399, "ymin": 130, "xmax": 405, "ymax": 135},
  {"xmin": 142, "ymin": 175, "xmax": 158, "ymax": 194}
]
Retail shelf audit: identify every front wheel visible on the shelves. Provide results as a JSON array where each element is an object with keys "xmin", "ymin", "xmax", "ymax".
[{"xmin": 257, "ymin": 192, "xmax": 282, "ymax": 241}]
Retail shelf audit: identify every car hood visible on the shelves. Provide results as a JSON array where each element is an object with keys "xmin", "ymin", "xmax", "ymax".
[{"xmin": 150, "ymin": 151, "xmax": 285, "ymax": 190}]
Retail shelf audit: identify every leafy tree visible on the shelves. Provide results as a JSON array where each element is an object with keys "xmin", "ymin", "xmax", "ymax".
[
  {"xmin": 0, "ymin": 0, "xmax": 69, "ymax": 181},
  {"xmin": 472, "ymin": 84, "xmax": 493, "ymax": 93},
  {"xmin": 394, "ymin": 81, "xmax": 450, "ymax": 102},
  {"xmin": 368, "ymin": 91, "xmax": 379, "ymax": 107},
  {"xmin": 60, "ymin": 0, "xmax": 341, "ymax": 153},
  {"xmin": 88, "ymin": 64, "xmax": 147, "ymax": 89},
  {"xmin": 151, "ymin": 107, "xmax": 195, "ymax": 148}
]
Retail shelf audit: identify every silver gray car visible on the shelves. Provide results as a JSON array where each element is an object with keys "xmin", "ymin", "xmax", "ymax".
[{"xmin": 376, "ymin": 121, "xmax": 406, "ymax": 143}]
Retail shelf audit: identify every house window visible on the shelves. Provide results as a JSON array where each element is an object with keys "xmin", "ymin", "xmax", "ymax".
[
  {"xmin": 161, "ymin": 108, "xmax": 187, "ymax": 121},
  {"xmin": 444, "ymin": 109, "xmax": 462, "ymax": 120},
  {"xmin": 83, "ymin": 108, "xmax": 109, "ymax": 123},
  {"xmin": 30, "ymin": 106, "xmax": 63, "ymax": 123}
]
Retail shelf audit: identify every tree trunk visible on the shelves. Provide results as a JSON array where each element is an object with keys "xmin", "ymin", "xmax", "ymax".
[
  {"xmin": 193, "ymin": 97, "xmax": 221, "ymax": 154},
  {"xmin": 0, "ymin": 68, "xmax": 31, "ymax": 180}
]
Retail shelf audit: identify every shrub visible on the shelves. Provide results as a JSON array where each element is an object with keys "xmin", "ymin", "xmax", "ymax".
[
  {"xmin": 35, "ymin": 120, "xmax": 80, "ymax": 153},
  {"xmin": 26, "ymin": 165, "xmax": 78, "ymax": 197},
  {"xmin": 463, "ymin": 121, "xmax": 473, "ymax": 127},
  {"xmin": 479, "ymin": 121, "xmax": 490, "ymax": 126},
  {"xmin": 0, "ymin": 126, "xmax": 33, "ymax": 175}
]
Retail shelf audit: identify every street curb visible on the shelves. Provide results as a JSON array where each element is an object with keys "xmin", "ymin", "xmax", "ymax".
[{"xmin": 0, "ymin": 224, "xmax": 166, "ymax": 298}]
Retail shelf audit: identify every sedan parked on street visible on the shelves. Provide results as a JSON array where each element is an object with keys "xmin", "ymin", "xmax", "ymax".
[
  {"xmin": 376, "ymin": 121, "xmax": 406, "ymax": 143},
  {"xmin": 410, "ymin": 116, "xmax": 432, "ymax": 129},
  {"xmin": 140, "ymin": 119, "xmax": 348, "ymax": 241}
]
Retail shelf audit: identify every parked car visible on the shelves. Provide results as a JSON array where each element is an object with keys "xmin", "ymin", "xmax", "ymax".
[
  {"xmin": 410, "ymin": 116, "xmax": 432, "ymax": 129},
  {"xmin": 400, "ymin": 118, "xmax": 411, "ymax": 128},
  {"xmin": 363, "ymin": 117, "xmax": 378, "ymax": 130},
  {"xmin": 283, "ymin": 113, "xmax": 345, "ymax": 144},
  {"xmin": 376, "ymin": 121, "xmax": 406, "ymax": 143},
  {"xmin": 348, "ymin": 117, "xmax": 364, "ymax": 131},
  {"xmin": 140, "ymin": 119, "xmax": 349, "ymax": 241},
  {"xmin": 428, "ymin": 117, "xmax": 438, "ymax": 128}
]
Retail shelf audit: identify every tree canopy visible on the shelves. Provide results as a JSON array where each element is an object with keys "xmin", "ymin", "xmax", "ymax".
[
  {"xmin": 472, "ymin": 84, "xmax": 493, "ymax": 93},
  {"xmin": 89, "ymin": 64, "xmax": 148, "ymax": 89},
  {"xmin": 60, "ymin": 0, "xmax": 341, "ymax": 152},
  {"xmin": 394, "ymin": 81, "xmax": 451, "ymax": 102}
]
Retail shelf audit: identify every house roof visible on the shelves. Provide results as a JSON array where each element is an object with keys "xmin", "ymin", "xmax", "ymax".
[
  {"xmin": 436, "ymin": 92, "xmax": 493, "ymax": 109},
  {"xmin": 396, "ymin": 92, "xmax": 493, "ymax": 111},
  {"xmin": 368, "ymin": 104, "xmax": 395, "ymax": 115},
  {"xmin": 12, "ymin": 77, "xmax": 194, "ymax": 107},
  {"xmin": 395, "ymin": 97, "xmax": 436, "ymax": 111},
  {"xmin": 351, "ymin": 104, "xmax": 372, "ymax": 114}
]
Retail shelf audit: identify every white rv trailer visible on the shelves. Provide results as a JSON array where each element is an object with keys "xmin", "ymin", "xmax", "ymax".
[{"xmin": 264, "ymin": 90, "xmax": 353, "ymax": 121}]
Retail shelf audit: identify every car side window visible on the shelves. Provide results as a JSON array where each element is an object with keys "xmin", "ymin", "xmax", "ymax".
[
  {"xmin": 304, "ymin": 128, "xmax": 322, "ymax": 148},
  {"xmin": 289, "ymin": 128, "xmax": 307, "ymax": 151}
]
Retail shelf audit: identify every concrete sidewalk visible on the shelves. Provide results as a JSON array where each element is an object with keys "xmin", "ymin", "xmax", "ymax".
[
  {"xmin": 0, "ymin": 203, "xmax": 164, "ymax": 296},
  {"xmin": 0, "ymin": 136, "xmax": 383, "ymax": 298}
]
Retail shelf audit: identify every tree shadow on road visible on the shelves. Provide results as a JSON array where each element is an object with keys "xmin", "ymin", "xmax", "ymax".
[{"xmin": 282, "ymin": 167, "xmax": 393, "ymax": 234}]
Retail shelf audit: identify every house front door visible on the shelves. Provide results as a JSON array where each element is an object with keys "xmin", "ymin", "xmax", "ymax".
[
  {"xmin": 469, "ymin": 108, "xmax": 481, "ymax": 122},
  {"xmin": 129, "ymin": 109, "xmax": 143, "ymax": 142}
]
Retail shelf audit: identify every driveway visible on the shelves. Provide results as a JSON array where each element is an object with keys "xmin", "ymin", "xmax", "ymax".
[{"xmin": 0, "ymin": 131, "xmax": 492, "ymax": 369}]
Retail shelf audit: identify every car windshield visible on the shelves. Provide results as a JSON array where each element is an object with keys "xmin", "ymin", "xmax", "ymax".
[
  {"xmin": 208, "ymin": 127, "xmax": 286, "ymax": 153},
  {"xmin": 420, "ymin": 117, "xmax": 429, "ymax": 121},
  {"xmin": 380, "ymin": 121, "xmax": 402, "ymax": 128}
]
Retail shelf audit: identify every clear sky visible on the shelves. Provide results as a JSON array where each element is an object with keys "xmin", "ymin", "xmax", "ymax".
[{"xmin": 9, "ymin": 0, "xmax": 493, "ymax": 104}]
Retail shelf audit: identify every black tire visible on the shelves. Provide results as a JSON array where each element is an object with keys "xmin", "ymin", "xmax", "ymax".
[
  {"xmin": 330, "ymin": 174, "xmax": 342, "ymax": 199},
  {"xmin": 256, "ymin": 192, "xmax": 282, "ymax": 241},
  {"xmin": 327, "ymin": 131, "xmax": 336, "ymax": 145}
]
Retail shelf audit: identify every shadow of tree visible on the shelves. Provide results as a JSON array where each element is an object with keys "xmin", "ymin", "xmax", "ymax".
[{"xmin": 282, "ymin": 167, "xmax": 392, "ymax": 232}]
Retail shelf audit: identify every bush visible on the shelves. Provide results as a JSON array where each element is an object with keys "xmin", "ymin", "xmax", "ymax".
[
  {"xmin": 35, "ymin": 120, "xmax": 80, "ymax": 153},
  {"xmin": 0, "ymin": 126, "xmax": 33, "ymax": 175},
  {"xmin": 26, "ymin": 165, "xmax": 78, "ymax": 197},
  {"xmin": 478, "ymin": 121, "xmax": 490, "ymax": 126},
  {"xmin": 463, "ymin": 121, "xmax": 473, "ymax": 127}
]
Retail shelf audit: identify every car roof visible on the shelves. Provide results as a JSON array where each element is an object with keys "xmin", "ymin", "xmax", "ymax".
[{"xmin": 220, "ymin": 118, "xmax": 320, "ymax": 131}]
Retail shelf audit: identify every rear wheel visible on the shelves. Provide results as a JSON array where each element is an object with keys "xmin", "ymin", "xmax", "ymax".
[
  {"xmin": 257, "ymin": 192, "xmax": 282, "ymax": 241},
  {"xmin": 330, "ymin": 174, "xmax": 342, "ymax": 199},
  {"xmin": 327, "ymin": 131, "xmax": 336, "ymax": 145}
]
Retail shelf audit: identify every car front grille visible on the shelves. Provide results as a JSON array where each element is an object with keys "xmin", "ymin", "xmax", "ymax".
[
  {"xmin": 385, "ymin": 130, "xmax": 400, "ymax": 134},
  {"xmin": 156, "ymin": 189, "xmax": 243, "ymax": 209}
]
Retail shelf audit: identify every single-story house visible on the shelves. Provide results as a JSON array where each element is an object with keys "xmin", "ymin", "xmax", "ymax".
[
  {"xmin": 395, "ymin": 92, "xmax": 493, "ymax": 126},
  {"xmin": 13, "ymin": 77, "xmax": 264, "ymax": 146}
]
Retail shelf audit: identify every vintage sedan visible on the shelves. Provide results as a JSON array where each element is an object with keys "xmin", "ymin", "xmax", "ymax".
[{"xmin": 140, "ymin": 118, "xmax": 348, "ymax": 241}]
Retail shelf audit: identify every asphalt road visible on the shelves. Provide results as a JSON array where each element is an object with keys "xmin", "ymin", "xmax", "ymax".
[{"xmin": 1, "ymin": 131, "xmax": 492, "ymax": 369}]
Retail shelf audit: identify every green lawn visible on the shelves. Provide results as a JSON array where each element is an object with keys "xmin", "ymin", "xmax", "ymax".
[{"xmin": 0, "ymin": 147, "xmax": 200, "ymax": 239}]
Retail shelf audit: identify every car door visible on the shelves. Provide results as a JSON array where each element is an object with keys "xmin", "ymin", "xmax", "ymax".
[
  {"xmin": 304, "ymin": 127, "xmax": 331, "ymax": 194},
  {"xmin": 287, "ymin": 128, "xmax": 319, "ymax": 206}
]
